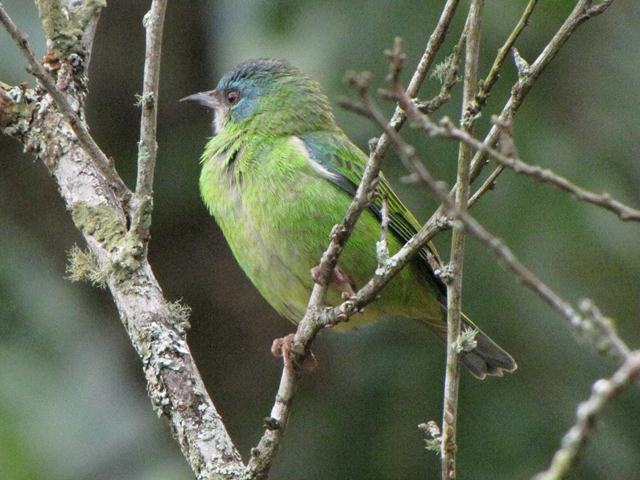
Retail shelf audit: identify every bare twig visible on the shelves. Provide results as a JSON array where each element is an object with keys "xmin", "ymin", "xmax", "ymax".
[
  {"xmin": 133, "ymin": 0, "xmax": 167, "ymax": 241},
  {"xmin": 0, "ymin": 2, "xmax": 129, "ymax": 198},
  {"xmin": 246, "ymin": 69, "xmax": 388, "ymax": 479},
  {"xmin": 467, "ymin": 165, "xmax": 503, "ymax": 208},
  {"xmin": 534, "ymin": 351, "xmax": 640, "ymax": 480},
  {"xmin": 402, "ymin": 102, "xmax": 640, "ymax": 222},
  {"xmin": 402, "ymin": 0, "xmax": 619, "ymax": 277},
  {"xmin": 473, "ymin": 0, "xmax": 538, "ymax": 113},
  {"xmin": 340, "ymin": 92, "xmax": 632, "ymax": 368},
  {"xmin": 471, "ymin": 131, "xmax": 640, "ymax": 221},
  {"xmin": 441, "ymin": 2, "xmax": 484, "ymax": 478},
  {"xmin": 416, "ymin": 30, "xmax": 465, "ymax": 115}
]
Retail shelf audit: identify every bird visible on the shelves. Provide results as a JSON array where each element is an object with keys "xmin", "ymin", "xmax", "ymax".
[{"xmin": 182, "ymin": 58, "xmax": 516, "ymax": 379}]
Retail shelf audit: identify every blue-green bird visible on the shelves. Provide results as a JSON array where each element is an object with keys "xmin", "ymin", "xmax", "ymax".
[{"xmin": 183, "ymin": 59, "xmax": 516, "ymax": 379}]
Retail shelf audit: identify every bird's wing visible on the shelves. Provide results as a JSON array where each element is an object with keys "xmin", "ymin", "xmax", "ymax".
[{"xmin": 297, "ymin": 131, "xmax": 445, "ymax": 296}]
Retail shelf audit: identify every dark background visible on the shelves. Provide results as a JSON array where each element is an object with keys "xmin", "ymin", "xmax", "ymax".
[{"xmin": 1, "ymin": 1, "xmax": 639, "ymax": 479}]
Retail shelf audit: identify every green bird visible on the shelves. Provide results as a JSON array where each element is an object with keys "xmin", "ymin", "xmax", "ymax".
[{"xmin": 183, "ymin": 59, "xmax": 516, "ymax": 379}]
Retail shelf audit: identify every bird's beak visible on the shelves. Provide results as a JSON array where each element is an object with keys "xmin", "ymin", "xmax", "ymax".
[{"xmin": 180, "ymin": 90, "xmax": 221, "ymax": 109}]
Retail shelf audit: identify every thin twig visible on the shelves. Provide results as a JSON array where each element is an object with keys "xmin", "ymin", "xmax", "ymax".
[
  {"xmin": 473, "ymin": 0, "xmax": 538, "ymax": 113},
  {"xmin": 0, "ymin": 2, "xmax": 129, "ymax": 198},
  {"xmin": 339, "ymin": 92, "xmax": 632, "ymax": 365},
  {"xmin": 402, "ymin": 102, "xmax": 640, "ymax": 222},
  {"xmin": 132, "ymin": 0, "xmax": 168, "ymax": 240},
  {"xmin": 340, "ymin": 38, "xmax": 633, "ymax": 365},
  {"xmin": 442, "ymin": 2, "xmax": 484, "ymax": 478},
  {"xmin": 467, "ymin": 165, "xmax": 503, "ymax": 208},
  {"xmin": 406, "ymin": 0, "xmax": 618, "ymax": 264},
  {"xmin": 416, "ymin": 30, "xmax": 465, "ymax": 115},
  {"xmin": 467, "ymin": 123, "xmax": 640, "ymax": 221},
  {"xmin": 533, "ymin": 351, "xmax": 640, "ymax": 480}
]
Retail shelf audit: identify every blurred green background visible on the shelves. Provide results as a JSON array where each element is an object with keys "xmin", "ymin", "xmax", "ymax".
[{"xmin": 1, "ymin": 1, "xmax": 639, "ymax": 479}]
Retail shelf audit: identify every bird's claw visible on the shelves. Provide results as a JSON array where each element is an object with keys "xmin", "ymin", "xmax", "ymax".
[
  {"xmin": 310, "ymin": 265, "xmax": 356, "ymax": 298},
  {"xmin": 271, "ymin": 333, "xmax": 318, "ymax": 375}
]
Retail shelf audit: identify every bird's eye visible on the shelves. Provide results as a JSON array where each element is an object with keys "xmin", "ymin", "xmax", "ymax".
[{"xmin": 225, "ymin": 89, "xmax": 241, "ymax": 106}]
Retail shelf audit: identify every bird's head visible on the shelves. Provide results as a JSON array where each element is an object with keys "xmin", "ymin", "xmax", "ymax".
[{"xmin": 182, "ymin": 59, "xmax": 337, "ymax": 136}]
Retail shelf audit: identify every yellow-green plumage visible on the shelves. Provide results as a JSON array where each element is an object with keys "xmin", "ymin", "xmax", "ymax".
[
  {"xmin": 200, "ymin": 132, "xmax": 442, "ymax": 328},
  {"xmin": 188, "ymin": 59, "xmax": 516, "ymax": 379}
]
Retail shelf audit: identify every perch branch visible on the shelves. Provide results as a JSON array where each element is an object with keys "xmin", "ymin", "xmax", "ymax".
[{"xmin": 247, "ymin": 64, "xmax": 394, "ymax": 480}]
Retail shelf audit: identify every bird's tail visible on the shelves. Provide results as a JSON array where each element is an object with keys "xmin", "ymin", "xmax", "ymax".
[{"xmin": 441, "ymin": 313, "xmax": 517, "ymax": 380}]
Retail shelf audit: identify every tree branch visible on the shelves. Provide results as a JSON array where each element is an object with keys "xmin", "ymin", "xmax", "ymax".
[
  {"xmin": 467, "ymin": 165, "xmax": 503, "ymax": 208},
  {"xmin": 441, "ymin": 2, "xmax": 484, "ymax": 478},
  {"xmin": 133, "ymin": 0, "xmax": 168, "ymax": 242},
  {"xmin": 35, "ymin": 0, "xmax": 104, "ymax": 67},
  {"xmin": 0, "ymin": 1, "xmax": 129, "ymax": 198},
  {"xmin": 394, "ymin": 0, "xmax": 619, "ymax": 295}
]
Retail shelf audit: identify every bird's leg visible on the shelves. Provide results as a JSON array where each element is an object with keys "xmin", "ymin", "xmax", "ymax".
[
  {"xmin": 310, "ymin": 265, "xmax": 356, "ymax": 299},
  {"xmin": 273, "ymin": 266, "xmax": 354, "ymax": 374},
  {"xmin": 271, "ymin": 333, "xmax": 318, "ymax": 374}
]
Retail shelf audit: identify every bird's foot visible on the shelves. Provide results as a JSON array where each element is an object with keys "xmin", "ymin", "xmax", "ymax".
[
  {"xmin": 271, "ymin": 333, "xmax": 318, "ymax": 374},
  {"xmin": 310, "ymin": 265, "xmax": 356, "ymax": 299}
]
